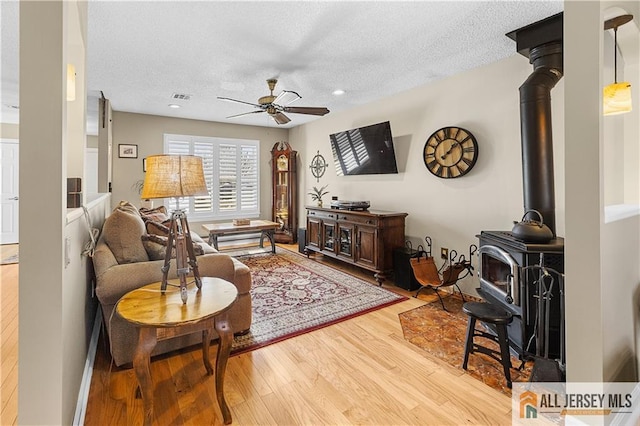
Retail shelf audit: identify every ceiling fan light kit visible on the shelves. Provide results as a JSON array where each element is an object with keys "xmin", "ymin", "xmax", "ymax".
[
  {"xmin": 603, "ymin": 14, "xmax": 633, "ymax": 116},
  {"xmin": 218, "ymin": 79, "xmax": 330, "ymax": 125}
]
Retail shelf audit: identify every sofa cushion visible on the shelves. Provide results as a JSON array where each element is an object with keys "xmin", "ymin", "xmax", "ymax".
[
  {"xmin": 102, "ymin": 206, "xmax": 149, "ymax": 264},
  {"xmin": 191, "ymin": 233, "xmax": 217, "ymax": 254},
  {"xmin": 141, "ymin": 234, "xmax": 204, "ymax": 261}
]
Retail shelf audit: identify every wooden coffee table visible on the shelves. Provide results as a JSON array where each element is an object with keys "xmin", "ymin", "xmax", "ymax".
[
  {"xmin": 202, "ymin": 220, "xmax": 280, "ymax": 253},
  {"xmin": 116, "ymin": 277, "xmax": 238, "ymax": 425}
]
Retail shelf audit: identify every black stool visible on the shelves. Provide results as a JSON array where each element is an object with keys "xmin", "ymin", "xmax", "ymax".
[{"xmin": 461, "ymin": 301, "xmax": 514, "ymax": 388}]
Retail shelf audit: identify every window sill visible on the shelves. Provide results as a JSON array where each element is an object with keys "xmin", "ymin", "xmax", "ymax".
[{"xmin": 604, "ymin": 204, "xmax": 640, "ymax": 224}]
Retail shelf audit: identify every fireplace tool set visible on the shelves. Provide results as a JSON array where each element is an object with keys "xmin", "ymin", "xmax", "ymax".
[
  {"xmin": 409, "ymin": 236, "xmax": 477, "ymax": 311},
  {"xmin": 521, "ymin": 263, "xmax": 566, "ymax": 381}
]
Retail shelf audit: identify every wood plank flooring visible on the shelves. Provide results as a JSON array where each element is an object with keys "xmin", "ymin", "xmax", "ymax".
[
  {"xmin": 1, "ymin": 263, "xmax": 18, "ymax": 426},
  {"xmin": 1, "ymin": 245, "xmax": 512, "ymax": 425}
]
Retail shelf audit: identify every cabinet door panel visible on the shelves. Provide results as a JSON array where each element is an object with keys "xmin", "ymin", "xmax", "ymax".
[
  {"xmin": 322, "ymin": 221, "xmax": 337, "ymax": 253},
  {"xmin": 337, "ymin": 224, "xmax": 354, "ymax": 259},
  {"xmin": 307, "ymin": 218, "xmax": 322, "ymax": 249},
  {"xmin": 355, "ymin": 226, "xmax": 376, "ymax": 267}
]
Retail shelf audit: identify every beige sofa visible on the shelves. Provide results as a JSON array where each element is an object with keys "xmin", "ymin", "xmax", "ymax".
[{"xmin": 93, "ymin": 202, "xmax": 252, "ymax": 367}]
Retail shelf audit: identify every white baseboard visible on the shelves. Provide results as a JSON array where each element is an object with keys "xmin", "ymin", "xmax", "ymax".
[{"xmin": 73, "ymin": 306, "xmax": 102, "ymax": 426}]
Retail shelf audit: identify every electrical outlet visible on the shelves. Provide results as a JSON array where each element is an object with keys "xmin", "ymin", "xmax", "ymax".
[{"xmin": 441, "ymin": 247, "xmax": 448, "ymax": 260}]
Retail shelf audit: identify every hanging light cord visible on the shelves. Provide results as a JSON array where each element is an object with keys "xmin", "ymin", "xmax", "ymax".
[{"xmin": 613, "ymin": 26, "xmax": 618, "ymax": 83}]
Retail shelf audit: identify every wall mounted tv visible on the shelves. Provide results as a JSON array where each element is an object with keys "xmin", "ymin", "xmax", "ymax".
[{"xmin": 329, "ymin": 121, "xmax": 398, "ymax": 176}]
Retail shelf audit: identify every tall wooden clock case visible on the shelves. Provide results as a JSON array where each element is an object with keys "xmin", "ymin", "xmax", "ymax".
[{"xmin": 271, "ymin": 141, "xmax": 298, "ymax": 243}]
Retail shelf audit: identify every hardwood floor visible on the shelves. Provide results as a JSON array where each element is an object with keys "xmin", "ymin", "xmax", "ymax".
[
  {"xmin": 1, "ymin": 245, "xmax": 512, "ymax": 425},
  {"xmin": 1, "ymin": 263, "xmax": 18, "ymax": 426}
]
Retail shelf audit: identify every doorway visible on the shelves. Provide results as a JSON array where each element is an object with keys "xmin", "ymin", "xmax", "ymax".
[{"xmin": 1, "ymin": 139, "xmax": 19, "ymax": 244}]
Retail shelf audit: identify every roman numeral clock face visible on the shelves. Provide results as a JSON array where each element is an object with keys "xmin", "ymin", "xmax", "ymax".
[{"xmin": 423, "ymin": 126, "xmax": 478, "ymax": 178}]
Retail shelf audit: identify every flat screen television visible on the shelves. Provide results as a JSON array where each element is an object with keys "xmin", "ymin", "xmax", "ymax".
[{"xmin": 329, "ymin": 121, "xmax": 398, "ymax": 176}]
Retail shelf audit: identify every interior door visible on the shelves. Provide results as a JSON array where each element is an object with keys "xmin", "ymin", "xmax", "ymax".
[{"xmin": 0, "ymin": 140, "xmax": 19, "ymax": 244}]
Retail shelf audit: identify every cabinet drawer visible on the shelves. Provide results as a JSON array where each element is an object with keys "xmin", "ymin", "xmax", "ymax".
[
  {"xmin": 337, "ymin": 213, "xmax": 379, "ymax": 227},
  {"xmin": 307, "ymin": 209, "xmax": 338, "ymax": 221}
]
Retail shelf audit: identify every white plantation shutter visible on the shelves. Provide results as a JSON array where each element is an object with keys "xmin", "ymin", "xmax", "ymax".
[
  {"xmin": 163, "ymin": 134, "xmax": 260, "ymax": 219},
  {"xmin": 218, "ymin": 144, "xmax": 237, "ymax": 212},
  {"xmin": 193, "ymin": 142, "xmax": 215, "ymax": 213},
  {"xmin": 240, "ymin": 144, "xmax": 258, "ymax": 211},
  {"xmin": 164, "ymin": 136, "xmax": 191, "ymax": 211}
]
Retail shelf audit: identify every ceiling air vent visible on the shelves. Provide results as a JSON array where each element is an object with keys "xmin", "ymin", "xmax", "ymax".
[{"xmin": 171, "ymin": 93, "xmax": 191, "ymax": 101}]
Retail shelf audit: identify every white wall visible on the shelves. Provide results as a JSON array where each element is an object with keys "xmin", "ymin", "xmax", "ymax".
[
  {"xmin": 0, "ymin": 123, "xmax": 19, "ymax": 139},
  {"xmin": 18, "ymin": 1, "xmax": 95, "ymax": 423},
  {"xmin": 289, "ymin": 54, "xmax": 565, "ymax": 296},
  {"xmin": 563, "ymin": 0, "xmax": 640, "ymax": 383},
  {"xmin": 601, "ymin": 1, "xmax": 640, "ymax": 382},
  {"xmin": 62, "ymin": 194, "xmax": 110, "ymax": 420}
]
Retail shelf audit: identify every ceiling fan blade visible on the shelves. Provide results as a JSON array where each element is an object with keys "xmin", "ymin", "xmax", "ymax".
[
  {"xmin": 217, "ymin": 96, "xmax": 263, "ymax": 108},
  {"xmin": 226, "ymin": 110, "xmax": 265, "ymax": 119},
  {"xmin": 273, "ymin": 90, "xmax": 301, "ymax": 106},
  {"xmin": 283, "ymin": 106, "xmax": 330, "ymax": 116},
  {"xmin": 272, "ymin": 112, "xmax": 291, "ymax": 125}
]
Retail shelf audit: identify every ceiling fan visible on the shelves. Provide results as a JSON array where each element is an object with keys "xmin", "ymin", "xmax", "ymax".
[{"xmin": 217, "ymin": 79, "xmax": 330, "ymax": 125}]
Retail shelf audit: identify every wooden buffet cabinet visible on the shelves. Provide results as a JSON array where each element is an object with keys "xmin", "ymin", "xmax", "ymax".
[{"xmin": 304, "ymin": 206, "xmax": 407, "ymax": 284}]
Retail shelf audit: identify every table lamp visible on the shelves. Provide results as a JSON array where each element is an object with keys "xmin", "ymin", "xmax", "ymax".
[{"xmin": 141, "ymin": 155, "xmax": 209, "ymax": 303}]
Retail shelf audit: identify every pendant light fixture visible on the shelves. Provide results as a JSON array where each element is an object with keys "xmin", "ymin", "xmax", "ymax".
[{"xmin": 603, "ymin": 14, "xmax": 633, "ymax": 116}]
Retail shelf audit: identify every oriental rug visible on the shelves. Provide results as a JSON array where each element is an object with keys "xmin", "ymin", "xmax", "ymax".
[
  {"xmin": 399, "ymin": 296, "xmax": 533, "ymax": 396},
  {"xmin": 0, "ymin": 244, "xmax": 18, "ymax": 265},
  {"xmin": 231, "ymin": 248, "xmax": 406, "ymax": 355}
]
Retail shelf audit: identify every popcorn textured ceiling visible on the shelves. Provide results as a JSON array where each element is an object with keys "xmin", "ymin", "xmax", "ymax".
[{"xmin": 1, "ymin": 1, "xmax": 564, "ymax": 131}]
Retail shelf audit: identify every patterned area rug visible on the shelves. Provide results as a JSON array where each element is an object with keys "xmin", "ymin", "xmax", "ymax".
[
  {"xmin": 0, "ymin": 244, "xmax": 18, "ymax": 265},
  {"xmin": 399, "ymin": 296, "xmax": 533, "ymax": 395},
  {"xmin": 231, "ymin": 248, "xmax": 407, "ymax": 355}
]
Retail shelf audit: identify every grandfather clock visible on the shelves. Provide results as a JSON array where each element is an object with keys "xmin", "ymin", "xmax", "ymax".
[{"xmin": 271, "ymin": 141, "xmax": 297, "ymax": 243}]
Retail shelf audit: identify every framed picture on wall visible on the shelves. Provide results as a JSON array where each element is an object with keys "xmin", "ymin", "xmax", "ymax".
[
  {"xmin": 119, "ymin": 144, "xmax": 138, "ymax": 158},
  {"xmin": 143, "ymin": 157, "xmax": 147, "ymax": 172}
]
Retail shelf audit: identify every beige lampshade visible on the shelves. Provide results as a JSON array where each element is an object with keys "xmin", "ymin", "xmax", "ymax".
[
  {"xmin": 141, "ymin": 155, "xmax": 208, "ymax": 199},
  {"xmin": 603, "ymin": 82, "xmax": 632, "ymax": 115}
]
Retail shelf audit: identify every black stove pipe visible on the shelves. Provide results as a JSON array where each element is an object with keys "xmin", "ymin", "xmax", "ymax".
[{"xmin": 519, "ymin": 42, "xmax": 563, "ymax": 236}]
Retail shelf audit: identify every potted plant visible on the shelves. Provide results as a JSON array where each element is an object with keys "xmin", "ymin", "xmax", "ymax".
[{"xmin": 308, "ymin": 185, "xmax": 329, "ymax": 207}]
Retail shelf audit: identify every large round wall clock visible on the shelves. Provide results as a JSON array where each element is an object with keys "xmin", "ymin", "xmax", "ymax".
[{"xmin": 423, "ymin": 126, "xmax": 478, "ymax": 179}]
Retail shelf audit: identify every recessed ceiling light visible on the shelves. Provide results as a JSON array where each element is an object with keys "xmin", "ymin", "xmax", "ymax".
[
  {"xmin": 332, "ymin": 89, "xmax": 345, "ymax": 96},
  {"xmin": 168, "ymin": 104, "xmax": 181, "ymax": 109}
]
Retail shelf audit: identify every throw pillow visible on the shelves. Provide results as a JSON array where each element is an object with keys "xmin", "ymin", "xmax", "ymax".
[
  {"xmin": 102, "ymin": 206, "xmax": 149, "ymax": 264},
  {"xmin": 141, "ymin": 234, "xmax": 204, "ymax": 261},
  {"xmin": 146, "ymin": 221, "xmax": 170, "ymax": 237},
  {"xmin": 116, "ymin": 200, "xmax": 141, "ymax": 217},
  {"xmin": 139, "ymin": 205, "xmax": 169, "ymax": 223}
]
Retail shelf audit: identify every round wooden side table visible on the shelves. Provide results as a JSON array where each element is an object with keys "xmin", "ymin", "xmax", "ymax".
[{"xmin": 116, "ymin": 277, "xmax": 238, "ymax": 425}]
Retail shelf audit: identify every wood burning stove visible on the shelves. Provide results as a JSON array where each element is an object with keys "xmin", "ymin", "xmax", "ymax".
[
  {"xmin": 475, "ymin": 12, "xmax": 566, "ymax": 363},
  {"xmin": 477, "ymin": 231, "xmax": 564, "ymax": 360}
]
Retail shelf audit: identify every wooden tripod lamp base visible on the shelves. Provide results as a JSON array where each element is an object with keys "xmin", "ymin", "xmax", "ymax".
[
  {"xmin": 140, "ymin": 154, "xmax": 210, "ymax": 304},
  {"xmin": 161, "ymin": 209, "xmax": 202, "ymax": 304}
]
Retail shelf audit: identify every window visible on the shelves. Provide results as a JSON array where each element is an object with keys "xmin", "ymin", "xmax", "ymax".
[{"xmin": 164, "ymin": 134, "xmax": 260, "ymax": 220}]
